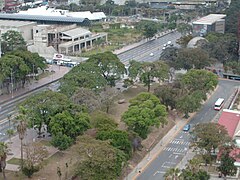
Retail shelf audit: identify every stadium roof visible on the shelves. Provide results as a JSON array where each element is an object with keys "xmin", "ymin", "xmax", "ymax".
[
  {"xmin": 193, "ymin": 14, "xmax": 226, "ymax": 25},
  {"xmin": 0, "ymin": 13, "xmax": 91, "ymax": 26},
  {"xmin": 61, "ymin": 27, "xmax": 91, "ymax": 38}
]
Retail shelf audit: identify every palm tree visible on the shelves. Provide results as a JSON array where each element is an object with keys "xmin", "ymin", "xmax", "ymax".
[
  {"xmin": 0, "ymin": 142, "xmax": 9, "ymax": 180},
  {"xmin": 6, "ymin": 129, "xmax": 14, "ymax": 144},
  {"xmin": 16, "ymin": 106, "xmax": 28, "ymax": 169},
  {"xmin": 164, "ymin": 168, "xmax": 181, "ymax": 180}
]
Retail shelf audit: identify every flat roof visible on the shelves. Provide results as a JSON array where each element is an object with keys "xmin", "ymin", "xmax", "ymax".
[
  {"xmin": 0, "ymin": 20, "xmax": 36, "ymax": 27},
  {"xmin": 61, "ymin": 27, "xmax": 91, "ymax": 38},
  {"xmin": 193, "ymin": 14, "xmax": 226, "ymax": 25}
]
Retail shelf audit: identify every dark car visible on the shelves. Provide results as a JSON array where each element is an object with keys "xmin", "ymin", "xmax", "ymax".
[{"xmin": 183, "ymin": 124, "xmax": 191, "ymax": 132}]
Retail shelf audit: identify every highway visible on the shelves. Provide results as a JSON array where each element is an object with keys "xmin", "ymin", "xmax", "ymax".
[
  {"xmin": 137, "ymin": 79, "xmax": 240, "ymax": 180},
  {"xmin": 117, "ymin": 31, "xmax": 181, "ymax": 65}
]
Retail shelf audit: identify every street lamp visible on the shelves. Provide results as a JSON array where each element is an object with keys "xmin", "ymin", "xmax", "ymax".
[{"xmin": 10, "ymin": 69, "xmax": 14, "ymax": 98}]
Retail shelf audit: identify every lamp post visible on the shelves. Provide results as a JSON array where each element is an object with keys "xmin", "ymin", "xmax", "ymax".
[{"xmin": 10, "ymin": 69, "xmax": 14, "ymax": 98}]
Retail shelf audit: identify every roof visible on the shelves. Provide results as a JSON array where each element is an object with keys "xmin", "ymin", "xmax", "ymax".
[
  {"xmin": 0, "ymin": 13, "xmax": 90, "ymax": 25},
  {"xmin": 0, "ymin": 20, "xmax": 36, "ymax": 27},
  {"xmin": 193, "ymin": 14, "xmax": 226, "ymax": 25},
  {"xmin": 218, "ymin": 109, "xmax": 240, "ymax": 138},
  {"xmin": 61, "ymin": 27, "xmax": 91, "ymax": 38},
  {"xmin": 187, "ymin": 37, "xmax": 207, "ymax": 48}
]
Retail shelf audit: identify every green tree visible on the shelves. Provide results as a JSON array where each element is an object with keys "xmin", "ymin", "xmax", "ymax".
[
  {"xmin": 60, "ymin": 61, "xmax": 107, "ymax": 97},
  {"xmin": 74, "ymin": 135, "xmax": 126, "ymax": 180},
  {"xmin": 176, "ymin": 90, "xmax": 204, "ymax": 118},
  {"xmin": 176, "ymin": 34, "xmax": 193, "ymax": 48},
  {"xmin": 164, "ymin": 168, "xmax": 181, "ymax": 180},
  {"xmin": 90, "ymin": 111, "xmax": 118, "ymax": 131},
  {"xmin": 6, "ymin": 129, "xmax": 14, "ymax": 143},
  {"xmin": 224, "ymin": 61, "xmax": 240, "ymax": 75},
  {"xmin": 180, "ymin": 69, "xmax": 218, "ymax": 93},
  {"xmin": 175, "ymin": 48, "xmax": 212, "ymax": 70},
  {"xmin": 218, "ymin": 146, "xmax": 237, "ymax": 178},
  {"xmin": 0, "ymin": 142, "xmax": 9, "ymax": 180},
  {"xmin": 191, "ymin": 123, "xmax": 231, "ymax": 165},
  {"xmin": 122, "ymin": 92, "xmax": 168, "ymax": 138},
  {"xmin": 225, "ymin": 0, "xmax": 240, "ymax": 35},
  {"xmin": 97, "ymin": 130, "xmax": 132, "ymax": 159},
  {"xmin": 87, "ymin": 51, "xmax": 126, "ymax": 87},
  {"xmin": 143, "ymin": 21, "xmax": 158, "ymax": 39},
  {"xmin": 20, "ymin": 91, "xmax": 78, "ymax": 134},
  {"xmin": 177, "ymin": 23, "xmax": 192, "ymax": 35},
  {"xmin": 1, "ymin": 30, "xmax": 26, "ymax": 53},
  {"xmin": 51, "ymin": 133, "xmax": 73, "ymax": 151},
  {"xmin": 128, "ymin": 60, "xmax": 169, "ymax": 92}
]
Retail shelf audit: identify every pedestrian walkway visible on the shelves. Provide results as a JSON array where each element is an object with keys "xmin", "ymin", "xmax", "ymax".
[{"xmin": 0, "ymin": 65, "xmax": 70, "ymax": 104}]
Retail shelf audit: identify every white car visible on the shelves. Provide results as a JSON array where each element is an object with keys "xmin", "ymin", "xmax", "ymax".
[
  {"xmin": 163, "ymin": 44, "xmax": 167, "ymax": 47},
  {"xmin": 162, "ymin": 47, "xmax": 166, "ymax": 50},
  {"xmin": 167, "ymin": 41, "xmax": 172, "ymax": 45},
  {"xmin": 150, "ymin": 53, "xmax": 154, "ymax": 57}
]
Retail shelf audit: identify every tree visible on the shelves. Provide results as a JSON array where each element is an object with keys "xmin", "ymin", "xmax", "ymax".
[
  {"xmin": 87, "ymin": 51, "xmax": 126, "ymax": 87},
  {"xmin": 164, "ymin": 168, "xmax": 181, "ymax": 180},
  {"xmin": 224, "ymin": 61, "xmax": 240, "ymax": 75},
  {"xmin": 225, "ymin": 0, "xmax": 240, "ymax": 35},
  {"xmin": 97, "ymin": 130, "xmax": 132, "ymax": 159},
  {"xmin": 218, "ymin": 146, "xmax": 237, "ymax": 178},
  {"xmin": 180, "ymin": 69, "xmax": 218, "ymax": 93},
  {"xmin": 0, "ymin": 142, "xmax": 9, "ymax": 180},
  {"xmin": 90, "ymin": 111, "xmax": 118, "ymax": 131},
  {"xmin": 160, "ymin": 47, "xmax": 178, "ymax": 63},
  {"xmin": 128, "ymin": 60, "xmax": 169, "ymax": 92},
  {"xmin": 20, "ymin": 91, "xmax": 76, "ymax": 135},
  {"xmin": 71, "ymin": 88, "xmax": 100, "ymax": 113},
  {"xmin": 6, "ymin": 129, "xmax": 14, "ymax": 144},
  {"xmin": 176, "ymin": 35, "xmax": 193, "ymax": 48},
  {"xmin": 175, "ymin": 48, "xmax": 212, "ymax": 70},
  {"xmin": 191, "ymin": 123, "xmax": 231, "ymax": 165},
  {"xmin": 177, "ymin": 23, "xmax": 192, "ymax": 35},
  {"xmin": 22, "ymin": 143, "xmax": 48, "ymax": 178},
  {"xmin": 122, "ymin": 92, "xmax": 168, "ymax": 138},
  {"xmin": 74, "ymin": 135, "xmax": 126, "ymax": 180},
  {"xmin": 99, "ymin": 86, "xmax": 119, "ymax": 113},
  {"xmin": 143, "ymin": 21, "xmax": 158, "ymax": 39},
  {"xmin": 51, "ymin": 133, "xmax": 73, "ymax": 151},
  {"xmin": 176, "ymin": 90, "xmax": 203, "ymax": 118},
  {"xmin": 1, "ymin": 30, "xmax": 26, "ymax": 53},
  {"xmin": 203, "ymin": 33, "xmax": 238, "ymax": 63},
  {"xmin": 16, "ymin": 106, "xmax": 28, "ymax": 169},
  {"xmin": 60, "ymin": 61, "xmax": 107, "ymax": 97}
]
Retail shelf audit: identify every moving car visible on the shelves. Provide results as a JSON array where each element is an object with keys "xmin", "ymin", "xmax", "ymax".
[
  {"xmin": 150, "ymin": 53, "xmax": 154, "ymax": 57},
  {"xmin": 183, "ymin": 124, "xmax": 190, "ymax": 132}
]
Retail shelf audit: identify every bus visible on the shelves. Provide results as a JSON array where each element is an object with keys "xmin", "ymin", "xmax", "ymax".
[{"xmin": 214, "ymin": 98, "xmax": 224, "ymax": 110}]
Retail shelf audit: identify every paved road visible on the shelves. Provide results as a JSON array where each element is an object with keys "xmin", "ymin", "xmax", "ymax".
[
  {"xmin": 137, "ymin": 79, "xmax": 240, "ymax": 180},
  {"xmin": 117, "ymin": 32, "xmax": 181, "ymax": 65}
]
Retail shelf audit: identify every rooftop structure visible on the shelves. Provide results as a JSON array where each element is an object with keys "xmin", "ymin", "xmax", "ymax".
[
  {"xmin": 0, "ymin": 20, "xmax": 35, "ymax": 27},
  {"xmin": 193, "ymin": 14, "xmax": 226, "ymax": 25}
]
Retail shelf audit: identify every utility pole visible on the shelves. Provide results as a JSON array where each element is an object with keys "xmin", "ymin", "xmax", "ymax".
[{"xmin": 10, "ymin": 69, "xmax": 13, "ymax": 98}]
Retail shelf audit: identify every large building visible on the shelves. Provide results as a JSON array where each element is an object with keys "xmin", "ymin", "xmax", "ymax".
[
  {"xmin": 4, "ymin": 0, "xmax": 22, "ymax": 10},
  {"xmin": 192, "ymin": 14, "xmax": 226, "ymax": 36},
  {"xmin": 0, "ymin": 20, "xmax": 37, "ymax": 42}
]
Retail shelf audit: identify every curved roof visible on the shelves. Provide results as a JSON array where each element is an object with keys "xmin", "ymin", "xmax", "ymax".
[
  {"xmin": 187, "ymin": 37, "xmax": 207, "ymax": 48},
  {"xmin": 0, "ymin": 13, "xmax": 91, "ymax": 25}
]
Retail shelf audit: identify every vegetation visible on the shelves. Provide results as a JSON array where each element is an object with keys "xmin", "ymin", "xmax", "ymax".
[
  {"xmin": 191, "ymin": 123, "xmax": 231, "ymax": 165},
  {"xmin": 122, "ymin": 92, "xmax": 167, "ymax": 138},
  {"xmin": 0, "ymin": 142, "xmax": 9, "ymax": 180},
  {"xmin": 225, "ymin": 0, "xmax": 240, "ymax": 35}
]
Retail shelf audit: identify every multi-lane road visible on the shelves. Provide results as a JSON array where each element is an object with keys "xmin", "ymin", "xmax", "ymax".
[
  {"xmin": 137, "ymin": 79, "xmax": 240, "ymax": 180},
  {"xmin": 117, "ymin": 31, "xmax": 181, "ymax": 65}
]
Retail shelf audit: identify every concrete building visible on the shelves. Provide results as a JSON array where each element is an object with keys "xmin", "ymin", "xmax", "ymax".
[
  {"xmin": 0, "ymin": 20, "xmax": 37, "ymax": 42},
  {"xmin": 192, "ymin": 14, "xmax": 226, "ymax": 36},
  {"xmin": 31, "ymin": 24, "xmax": 107, "ymax": 55}
]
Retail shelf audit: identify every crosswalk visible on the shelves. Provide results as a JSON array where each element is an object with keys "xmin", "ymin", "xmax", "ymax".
[
  {"xmin": 169, "ymin": 140, "xmax": 191, "ymax": 146},
  {"xmin": 163, "ymin": 147, "xmax": 187, "ymax": 153}
]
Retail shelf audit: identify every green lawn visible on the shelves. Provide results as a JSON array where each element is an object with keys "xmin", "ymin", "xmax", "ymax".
[{"xmin": 7, "ymin": 157, "xmax": 21, "ymax": 166}]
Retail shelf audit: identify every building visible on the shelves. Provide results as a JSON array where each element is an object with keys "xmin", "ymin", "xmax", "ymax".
[
  {"xmin": 192, "ymin": 14, "xmax": 226, "ymax": 36},
  {"xmin": 0, "ymin": 20, "xmax": 37, "ymax": 42},
  {"xmin": 30, "ymin": 24, "xmax": 107, "ymax": 55},
  {"xmin": 0, "ymin": 0, "xmax": 5, "ymax": 11},
  {"xmin": 4, "ymin": 0, "xmax": 21, "ymax": 10},
  {"xmin": 218, "ymin": 109, "xmax": 240, "ymax": 166}
]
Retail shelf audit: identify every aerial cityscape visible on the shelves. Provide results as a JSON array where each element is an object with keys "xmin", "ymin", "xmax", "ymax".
[{"xmin": 0, "ymin": 0, "xmax": 239, "ymax": 179}]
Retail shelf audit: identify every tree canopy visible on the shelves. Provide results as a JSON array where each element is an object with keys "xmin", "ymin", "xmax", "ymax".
[
  {"xmin": 122, "ymin": 92, "xmax": 167, "ymax": 138},
  {"xmin": 1, "ymin": 30, "xmax": 26, "ymax": 53},
  {"xmin": 225, "ymin": 0, "xmax": 240, "ymax": 35}
]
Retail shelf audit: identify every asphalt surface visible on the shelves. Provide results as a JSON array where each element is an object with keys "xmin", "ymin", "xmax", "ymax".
[
  {"xmin": 137, "ymin": 79, "xmax": 240, "ymax": 180},
  {"xmin": 117, "ymin": 31, "xmax": 182, "ymax": 65}
]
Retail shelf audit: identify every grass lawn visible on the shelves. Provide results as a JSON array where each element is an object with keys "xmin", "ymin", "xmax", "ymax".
[
  {"xmin": 39, "ymin": 139, "xmax": 52, "ymax": 147},
  {"xmin": 7, "ymin": 158, "xmax": 21, "ymax": 166},
  {"xmin": 81, "ymin": 45, "xmax": 119, "ymax": 57}
]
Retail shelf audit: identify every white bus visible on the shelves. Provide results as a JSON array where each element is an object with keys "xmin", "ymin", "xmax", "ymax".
[{"xmin": 214, "ymin": 98, "xmax": 224, "ymax": 110}]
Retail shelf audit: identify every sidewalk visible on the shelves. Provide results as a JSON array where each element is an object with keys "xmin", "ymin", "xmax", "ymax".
[{"xmin": 0, "ymin": 65, "xmax": 70, "ymax": 104}]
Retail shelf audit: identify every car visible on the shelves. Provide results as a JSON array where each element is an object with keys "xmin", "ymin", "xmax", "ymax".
[
  {"xmin": 183, "ymin": 124, "xmax": 190, "ymax": 132},
  {"xmin": 163, "ymin": 44, "xmax": 167, "ymax": 47},
  {"xmin": 162, "ymin": 47, "xmax": 166, "ymax": 50},
  {"xmin": 167, "ymin": 41, "xmax": 172, "ymax": 45},
  {"xmin": 150, "ymin": 53, "xmax": 154, "ymax": 57}
]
